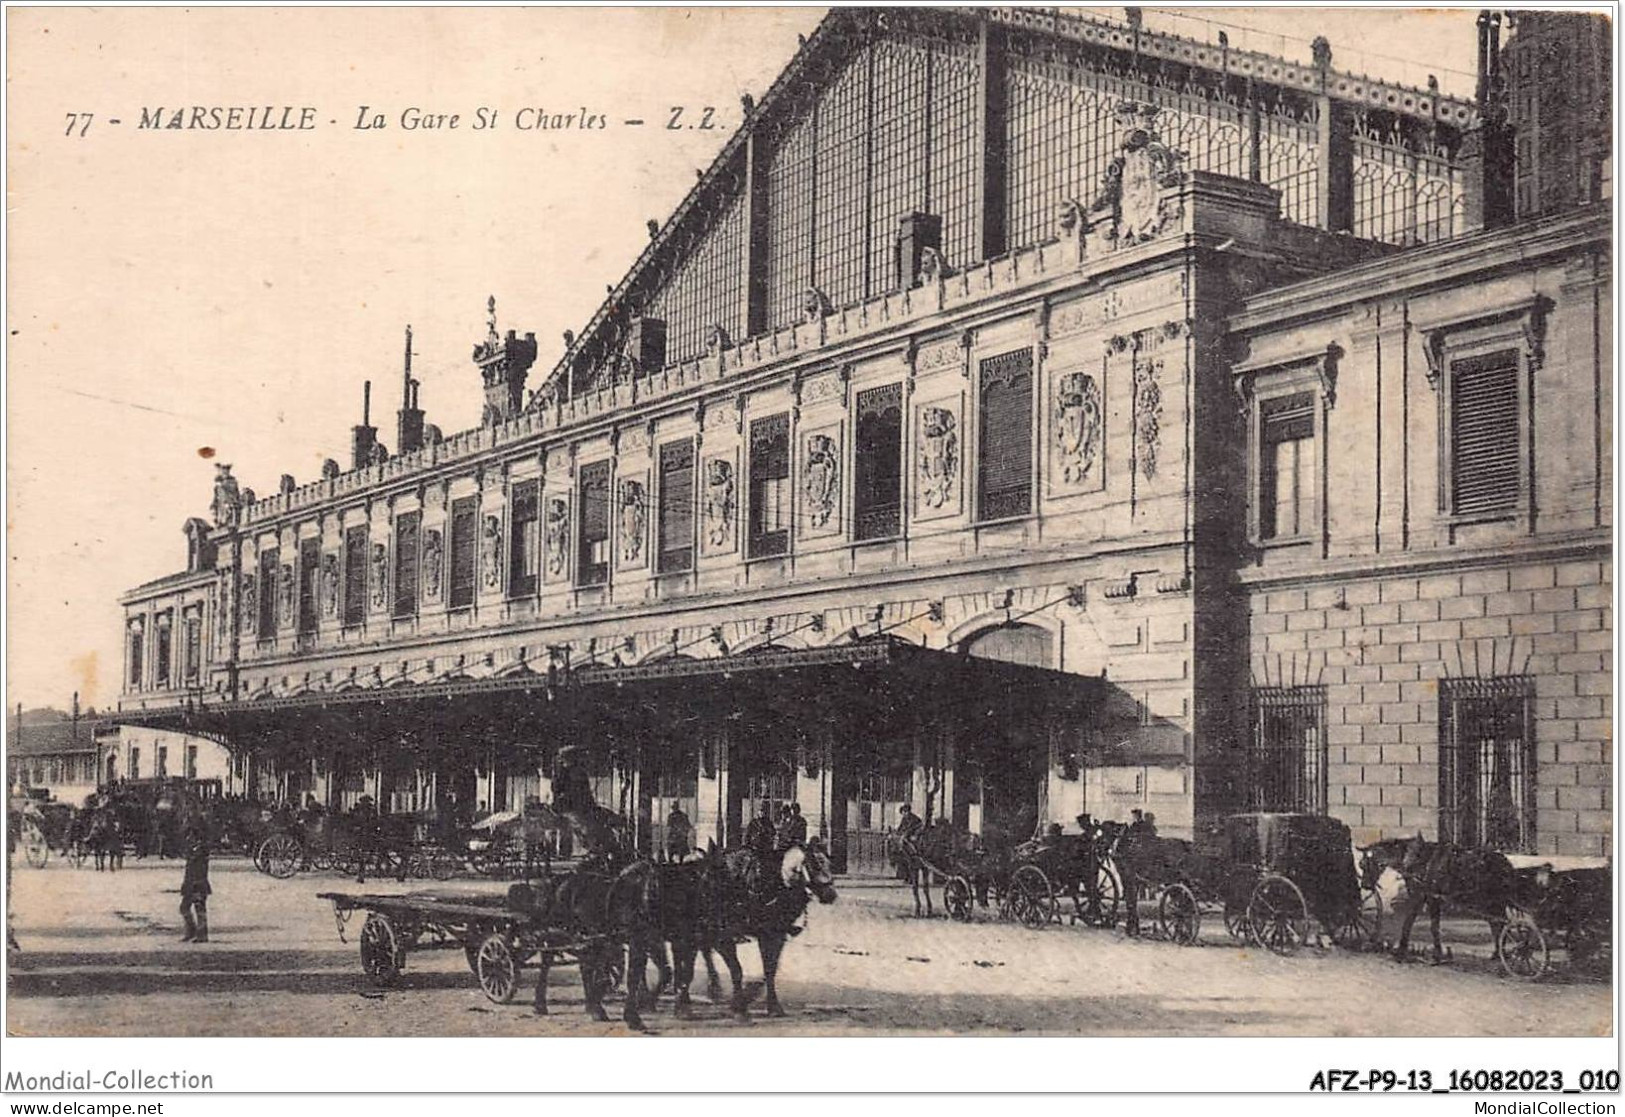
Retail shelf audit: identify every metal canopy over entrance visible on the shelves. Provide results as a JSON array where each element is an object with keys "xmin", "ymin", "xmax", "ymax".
[{"xmin": 113, "ymin": 638, "xmax": 1106, "ymax": 871}]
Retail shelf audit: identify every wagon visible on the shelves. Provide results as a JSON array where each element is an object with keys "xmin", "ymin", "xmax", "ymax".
[
  {"xmin": 318, "ymin": 881, "xmax": 620, "ymax": 1004},
  {"xmin": 1500, "ymin": 857, "xmax": 1612, "ymax": 980},
  {"xmin": 1119, "ymin": 813, "xmax": 1382, "ymax": 955}
]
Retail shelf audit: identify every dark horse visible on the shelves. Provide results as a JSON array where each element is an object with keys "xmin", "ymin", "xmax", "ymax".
[
  {"xmin": 890, "ymin": 820, "xmax": 973, "ymax": 917},
  {"xmin": 620, "ymin": 841, "xmax": 837, "ymax": 1021},
  {"xmin": 520, "ymin": 868, "xmax": 646, "ymax": 1030},
  {"xmin": 1359, "ymin": 835, "xmax": 1518, "ymax": 964}
]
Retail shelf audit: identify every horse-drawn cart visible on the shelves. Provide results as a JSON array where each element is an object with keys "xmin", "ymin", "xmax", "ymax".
[
  {"xmin": 1501, "ymin": 857, "xmax": 1612, "ymax": 980},
  {"xmin": 1120, "ymin": 813, "xmax": 1382, "ymax": 954}
]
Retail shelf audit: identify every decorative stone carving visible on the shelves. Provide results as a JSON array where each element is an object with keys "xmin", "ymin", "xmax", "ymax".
[
  {"xmin": 618, "ymin": 478, "xmax": 647, "ymax": 566},
  {"xmin": 480, "ymin": 514, "xmax": 502, "ymax": 590},
  {"xmin": 544, "ymin": 497, "xmax": 570, "ymax": 579},
  {"xmin": 801, "ymin": 372, "xmax": 843, "ymax": 406},
  {"xmin": 1134, "ymin": 359, "xmax": 1164, "ymax": 480},
  {"xmin": 703, "ymin": 458, "xmax": 736, "ymax": 549},
  {"xmin": 279, "ymin": 563, "xmax": 295, "ymax": 625},
  {"xmin": 321, "ymin": 553, "xmax": 339, "ymax": 616},
  {"xmin": 240, "ymin": 574, "xmax": 257, "ymax": 631},
  {"xmin": 421, "ymin": 530, "xmax": 443, "ymax": 601},
  {"xmin": 211, "ymin": 464, "xmax": 242, "ymax": 526},
  {"xmin": 705, "ymin": 325, "xmax": 731, "ymax": 356},
  {"xmin": 1054, "ymin": 372, "xmax": 1104, "ymax": 485},
  {"xmin": 915, "ymin": 341, "xmax": 961, "ymax": 375},
  {"xmin": 370, "ymin": 543, "xmax": 388, "ymax": 608},
  {"xmin": 917, "ymin": 406, "xmax": 959, "ymax": 510},
  {"xmin": 801, "ymin": 287, "xmax": 831, "ymax": 324},
  {"xmin": 918, "ymin": 246, "xmax": 948, "ymax": 284},
  {"xmin": 802, "ymin": 433, "xmax": 839, "ymax": 528},
  {"xmin": 1090, "ymin": 102, "xmax": 1186, "ymax": 247}
]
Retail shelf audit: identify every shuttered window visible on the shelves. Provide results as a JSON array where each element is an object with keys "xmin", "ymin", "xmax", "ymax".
[
  {"xmin": 977, "ymin": 349, "xmax": 1034, "ymax": 521},
  {"xmin": 298, "ymin": 537, "xmax": 320, "ymax": 634},
  {"xmin": 508, "ymin": 480, "xmax": 540, "ymax": 598},
  {"xmin": 449, "ymin": 498, "xmax": 477, "ymax": 608},
  {"xmin": 257, "ymin": 549, "xmax": 279, "ymax": 638},
  {"xmin": 393, "ymin": 512, "xmax": 420, "ymax": 618},
  {"xmin": 658, "ymin": 440, "xmax": 695, "ymax": 574},
  {"xmin": 749, "ymin": 414, "xmax": 790, "ymax": 558},
  {"xmin": 1260, "ymin": 392, "xmax": 1315, "ymax": 540},
  {"xmin": 578, "ymin": 462, "xmax": 611, "ymax": 586},
  {"xmin": 343, "ymin": 526, "xmax": 368, "ymax": 626},
  {"xmin": 1450, "ymin": 350, "xmax": 1521, "ymax": 517},
  {"xmin": 855, "ymin": 383, "xmax": 903, "ymax": 540}
]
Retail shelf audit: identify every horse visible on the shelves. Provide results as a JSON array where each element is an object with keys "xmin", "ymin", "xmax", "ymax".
[
  {"xmin": 652, "ymin": 841, "xmax": 837, "ymax": 1020},
  {"xmin": 1114, "ymin": 830, "xmax": 1203, "ymax": 936},
  {"xmin": 891, "ymin": 820, "xmax": 968, "ymax": 917},
  {"xmin": 84, "ymin": 808, "xmax": 123, "ymax": 872},
  {"xmin": 521, "ymin": 868, "xmax": 646, "ymax": 1031},
  {"xmin": 1359, "ymin": 835, "xmax": 1518, "ymax": 964}
]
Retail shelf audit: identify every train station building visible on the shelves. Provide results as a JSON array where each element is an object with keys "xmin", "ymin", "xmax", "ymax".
[{"xmin": 112, "ymin": 7, "xmax": 1611, "ymax": 866}]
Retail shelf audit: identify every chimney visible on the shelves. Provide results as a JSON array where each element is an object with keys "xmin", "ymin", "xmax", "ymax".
[
  {"xmin": 624, "ymin": 316, "xmax": 667, "ymax": 376},
  {"xmin": 396, "ymin": 325, "xmax": 425, "ymax": 455},
  {"xmin": 351, "ymin": 380, "xmax": 379, "ymax": 469},
  {"xmin": 1463, "ymin": 9, "xmax": 1515, "ymax": 230},
  {"xmin": 894, "ymin": 212, "xmax": 943, "ymax": 289}
]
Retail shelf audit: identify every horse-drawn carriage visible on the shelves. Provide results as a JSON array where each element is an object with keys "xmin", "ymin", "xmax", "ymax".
[
  {"xmin": 1502, "ymin": 860, "xmax": 1612, "ymax": 980},
  {"xmin": 255, "ymin": 810, "xmax": 448, "ymax": 881},
  {"xmin": 1118, "ymin": 812, "xmax": 1382, "ymax": 954}
]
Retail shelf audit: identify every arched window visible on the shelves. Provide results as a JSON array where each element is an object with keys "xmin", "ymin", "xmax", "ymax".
[{"xmin": 963, "ymin": 623, "xmax": 1054, "ymax": 669}]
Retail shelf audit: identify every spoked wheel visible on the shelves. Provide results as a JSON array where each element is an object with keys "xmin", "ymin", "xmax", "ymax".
[
  {"xmin": 475, "ymin": 933, "xmax": 520, "ymax": 1004},
  {"xmin": 257, "ymin": 833, "xmax": 302, "ymax": 879},
  {"xmin": 1332, "ymin": 888, "xmax": 1384, "ymax": 949},
  {"xmin": 1247, "ymin": 875, "xmax": 1310, "ymax": 956},
  {"xmin": 1157, "ymin": 883, "xmax": 1202, "ymax": 946},
  {"xmin": 1009, "ymin": 865, "xmax": 1057, "ymax": 929},
  {"xmin": 23, "ymin": 831, "xmax": 49, "ymax": 869},
  {"xmin": 311, "ymin": 850, "xmax": 335, "ymax": 873},
  {"xmin": 430, "ymin": 852, "xmax": 458, "ymax": 882},
  {"xmin": 943, "ymin": 875, "xmax": 975, "ymax": 922},
  {"xmin": 1223, "ymin": 904, "xmax": 1253, "ymax": 943},
  {"xmin": 1498, "ymin": 917, "xmax": 1550, "ymax": 981},
  {"xmin": 359, "ymin": 913, "xmax": 403, "ymax": 986},
  {"xmin": 1079, "ymin": 865, "xmax": 1121, "ymax": 928}
]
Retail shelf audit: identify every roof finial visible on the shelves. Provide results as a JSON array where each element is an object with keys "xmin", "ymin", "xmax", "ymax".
[{"xmin": 486, "ymin": 295, "xmax": 498, "ymax": 341}]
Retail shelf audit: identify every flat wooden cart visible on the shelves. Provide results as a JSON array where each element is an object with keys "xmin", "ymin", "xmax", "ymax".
[{"xmin": 318, "ymin": 888, "xmax": 616, "ymax": 1004}]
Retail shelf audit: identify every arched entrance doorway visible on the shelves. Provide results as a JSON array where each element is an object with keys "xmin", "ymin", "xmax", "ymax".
[{"xmin": 957, "ymin": 623, "xmax": 1055, "ymax": 845}]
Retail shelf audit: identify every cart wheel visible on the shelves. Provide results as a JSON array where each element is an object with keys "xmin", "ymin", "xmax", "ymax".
[
  {"xmin": 1081, "ymin": 866, "xmax": 1121, "ymax": 928},
  {"xmin": 430, "ymin": 852, "xmax": 458, "ymax": 882},
  {"xmin": 475, "ymin": 933, "xmax": 520, "ymax": 1004},
  {"xmin": 1010, "ymin": 865, "xmax": 1056, "ymax": 929},
  {"xmin": 1158, "ymin": 883, "xmax": 1201, "ymax": 945},
  {"xmin": 1498, "ymin": 917, "xmax": 1550, "ymax": 981},
  {"xmin": 943, "ymin": 876, "xmax": 974, "ymax": 922},
  {"xmin": 1333, "ymin": 888, "xmax": 1384, "ymax": 949},
  {"xmin": 23, "ymin": 824, "xmax": 49, "ymax": 869},
  {"xmin": 311, "ymin": 850, "xmax": 335, "ymax": 873},
  {"xmin": 1247, "ymin": 875, "xmax": 1310, "ymax": 956},
  {"xmin": 359, "ymin": 913, "xmax": 403, "ymax": 986},
  {"xmin": 1223, "ymin": 903, "xmax": 1252, "ymax": 943},
  {"xmin": 257, "ymin": 833, "xmax": 302, "ymax": 880}
]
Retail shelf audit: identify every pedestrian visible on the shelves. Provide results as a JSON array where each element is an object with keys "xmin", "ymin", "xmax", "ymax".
[
  {"xmin": 777, "ymin": 802, "xmax": 807, "ymax": 849},
  {"xmin": 743, "ymin": 802, "xmax": 777, "ymax": 863},
  {"xmin": 179, "ymin": 825, "xmax": 211, "ymax": 943},
  {"xmin": 664, "ymin": 800, "xmax": 693, "ymax": 862},
  {"xmin": 521, "ymin": 797, "xmax": 550, "ymax": 878}
]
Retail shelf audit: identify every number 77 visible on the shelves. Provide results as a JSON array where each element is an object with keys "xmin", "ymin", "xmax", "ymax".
[{"xmin": 64, "ymin": 112, "xmax": 93, "ymax": 137}]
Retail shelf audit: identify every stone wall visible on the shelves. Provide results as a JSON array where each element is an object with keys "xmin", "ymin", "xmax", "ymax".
[{"xmin": 1248, "ymin": 554, "xmax": 1611, "ymax": 856}]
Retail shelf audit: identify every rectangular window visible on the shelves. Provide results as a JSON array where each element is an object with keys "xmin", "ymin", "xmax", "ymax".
[
  {"xmin": 156, "ymin": 745, "xmax": 169, "ymax": 780},
  {"xmin": 257, "ymin": 549, "xmax": 279, "ymax": 638},
  {"xmin": 577, "ymin": 462, "xmax": 611, "ymax": 586},
  {"xmin": 128, "ymin": 628, "xmax": 143, "ymax": 689},
  {"xmin": 449, "ymin": 498, "xmax": 478, "ymax": 608},
  {"xmin": 185, "ymin": 744, "xmax": 198, "ymax": 781},
  {"xmin": 342, "ymin": 526, "xmax": 368, "ymax": 627},
  {"xmin": 1440, "ymin": 676, "xmax": 1537, "ymax": 852},
  {"xmin": 508, "ymin": 480, "xmax": 540, "ymax": 598},
  {"xmin": 977, "ymin": 349, "xmax": 1034, "ymax": 521},
  {"xmin": 748, "ymin": 414, "xmax": 790, "ymax": 558},
  {"xmin": 298, "ymin": 537, "xmax": 320, "ymax": 634},
  {"xmin": 184, "ymin": 615, "xmax": 202, "ymax": 681},
  {"xmin": 658, "ymin": 440, "xmax": 696, "ymax": 574},
  {"xmin": 128, "ymin": 747, "xmax": 140, "ymax": 780},
  {"xmin": 1450, "ymin": 350, "xmax": 1521, "ymax": 518},
  {"xmin": 1259, "ymin": 392, "xmax": 1316, "ymax": 540},
  {"xmin": 855, "ymin": 383, "xmax": 903, "ymax": 540},
  {"xmin": 154, "ymin": 615, "xmax": 172, "ymax": 687},
  {"xmin": 1249, "ymin": 686, "xmax": 1327, "ymax": 813},
  {"xmin": 393, "ymin": 512, "xmax": 420, "ymax": 618}
]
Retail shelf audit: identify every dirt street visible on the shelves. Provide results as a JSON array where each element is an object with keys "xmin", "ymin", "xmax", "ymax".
[{"xmin": 5, "ymin": 857, "xmax": 1610, "ymax": 1038}]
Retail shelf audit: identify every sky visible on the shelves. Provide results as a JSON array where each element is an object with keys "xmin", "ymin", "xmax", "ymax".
[{"xmin": 5, "ymin": 6, "xmax": 1483, "ymax": 712}]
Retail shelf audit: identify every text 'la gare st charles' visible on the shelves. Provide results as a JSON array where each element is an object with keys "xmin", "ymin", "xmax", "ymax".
[{"xmin": 136, "ymin": 106, "xmax": 610, "ymax": 131}]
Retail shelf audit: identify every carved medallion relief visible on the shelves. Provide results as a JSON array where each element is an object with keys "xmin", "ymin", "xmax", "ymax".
[
  {"xmin": 370, "ymin": 543, "xmax": 389, "ymax": 609},
  {"xmin": 421, "ymin": 530, "xmax": 444, "ymax": 602},
  {"xmin": 701, "ymin": 456, "xmax": 737, "ymax": 554},
  {"xmin": 321, "ymin": 553, "xmax": 340, "ymax": 617},
  {"xmin": 544, "ymin": 497, "xmax": 570, "ymax": 580},
  {"xmin": 480, "ymin": 515, "xmax": 502, "ymax": 590},
  {"xmin": 915, "ymin": 401, "xmax": 961, "ymax": 517},
  {"xmin": 1053, "ymin": 371, "xmax": 1104, "ymax": 489},
  {"xmin": 618, "ymin": 477, "xmax": 648, "ymax": 568},
  {"xmin": 801, "ymin": 430, "xmax": 840, "ymax": 536}
]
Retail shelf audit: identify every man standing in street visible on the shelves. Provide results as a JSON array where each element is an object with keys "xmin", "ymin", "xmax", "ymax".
[
  {"xmin": 778, "ymin": 802, "xmax": 808, "ymax": 849},
  {"xmin": 663, "ymin": 800, "xmax": 693, "ymax": 862},
  {"xmin": 179, "ymin": 824, "xmax": 211, "ymax": 943}
]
